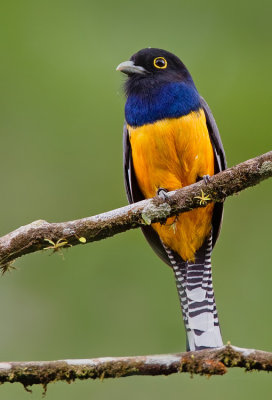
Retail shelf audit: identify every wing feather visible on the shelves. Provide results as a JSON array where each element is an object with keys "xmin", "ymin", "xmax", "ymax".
[{"xmin": 200, "ymin": 97, "xmax": 227, "ymax": 246}]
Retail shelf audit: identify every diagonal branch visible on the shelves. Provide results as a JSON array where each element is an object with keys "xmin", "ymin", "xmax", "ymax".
[
  {"xmin": 0, "ymin": 345, "xmax": 272, "ymax": 392},
  {"xmin": 0, "ymin": 151, "xmax": 271, "ymax": 270}
]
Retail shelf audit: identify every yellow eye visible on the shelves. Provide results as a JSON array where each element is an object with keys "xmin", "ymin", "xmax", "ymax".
[{"xmin": 154, "ymin": 57, "xmax": 167, "ymax": 69}]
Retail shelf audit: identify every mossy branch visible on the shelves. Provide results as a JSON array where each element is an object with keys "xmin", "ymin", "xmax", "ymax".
[
  {"xmin": 0, "ymin": 151, "xmax": 271, "ymax": 271},
  {"xmin": 0, "ymin": 345, "xmax": 272, "ymax": 393}
]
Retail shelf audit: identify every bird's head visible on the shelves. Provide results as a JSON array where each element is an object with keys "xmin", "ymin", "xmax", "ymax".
[
  {"xmin": 116, "ymin": 48, "xmax": 195, "ymax": 97},
  {"xmin": 116, "ymin": 48, "xmax": 200, "ymax": 126}
]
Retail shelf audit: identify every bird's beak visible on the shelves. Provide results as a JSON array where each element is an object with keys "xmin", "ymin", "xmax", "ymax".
[{"xmin": 116, "ymin": 60, "xmax": 147, "ymax": 75}]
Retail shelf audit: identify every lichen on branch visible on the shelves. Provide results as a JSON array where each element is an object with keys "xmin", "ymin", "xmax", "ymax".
[
  {"xmin": 0, "ymin": 151, "xmax": 271, "ymax": 270},
  {"xmin": 0, "ymin": 345, "xmax": 271, "ymax": 392}
]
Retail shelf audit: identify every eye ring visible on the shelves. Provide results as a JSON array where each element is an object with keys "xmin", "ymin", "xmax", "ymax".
[{"xmin": 154, "ymin": 57, "xmax": 167, "ymax": 69}]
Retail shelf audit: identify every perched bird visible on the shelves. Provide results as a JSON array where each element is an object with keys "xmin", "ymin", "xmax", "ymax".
[{"xmin": 117, "ymin": 48, "xmax": 226, "ymax": 351}]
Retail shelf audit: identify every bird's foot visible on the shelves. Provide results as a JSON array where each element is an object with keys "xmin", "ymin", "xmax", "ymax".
[
  {"xmin": 157, "ymin": 187, "xmax": 169, "ymax": 200},
  {"xmin": 197, "ymin": 175, "xmax": 211, "ymax": 185},
  {"xmin": 203, "ymin": 175, "xmax": 211, "ymax": 185}
]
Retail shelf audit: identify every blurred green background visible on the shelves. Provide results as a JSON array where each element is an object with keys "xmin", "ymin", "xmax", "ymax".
[{"xmin": 0, "ymin": 0, "xmax": 271, "ymax": 398}]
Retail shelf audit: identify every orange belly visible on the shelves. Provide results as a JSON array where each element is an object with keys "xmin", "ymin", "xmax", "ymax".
[{"xmin": 128, "ymin": 109, "xmax": 215, "ymax": 261}]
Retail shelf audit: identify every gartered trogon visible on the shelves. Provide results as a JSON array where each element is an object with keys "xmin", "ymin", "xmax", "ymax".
[{"xmin": 117, "ymin": 48, "xmax": 226, "ymax": 351}]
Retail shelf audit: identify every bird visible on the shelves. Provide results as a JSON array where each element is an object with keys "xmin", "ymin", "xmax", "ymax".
[{"xmin": 116, "ymin": 48, "xmax": 226, "ymax": 351}]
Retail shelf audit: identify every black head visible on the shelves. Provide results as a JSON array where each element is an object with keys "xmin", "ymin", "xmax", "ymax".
[{"xmin": 116, "ymin": 48, "xmax": 194, "ymax": 96}]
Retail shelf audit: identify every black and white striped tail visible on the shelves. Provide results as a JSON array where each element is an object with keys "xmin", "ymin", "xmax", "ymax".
[{"xmin": 164, "ymin": 234, "xmax": 223, "ymax": 351}]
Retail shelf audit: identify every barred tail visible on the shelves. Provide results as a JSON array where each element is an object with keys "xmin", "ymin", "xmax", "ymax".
[{"xmin": 164, "ymin": 235, "xmax": 223, "ymax": 351}]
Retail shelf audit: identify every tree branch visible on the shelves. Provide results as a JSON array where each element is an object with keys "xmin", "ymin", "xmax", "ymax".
[
  {"xmin": 1, "ymin": 155, "xmax": 272, "ymax": 392},
  {"xmin": 0, "ymin": 151, "xmax": 271, "ymax": 270},
  {"xmin": 0, "ymin": 345, "xmax": 272, "ymax": 392}
]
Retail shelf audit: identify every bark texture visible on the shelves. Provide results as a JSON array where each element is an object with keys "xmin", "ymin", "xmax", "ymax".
[
  {"xmin": 0, "ymin": 151, "xmax": 271, "ymax": 271},
  {"xmin": 0, "ymin": 345, "xmax": 271, "ymax": 392}
]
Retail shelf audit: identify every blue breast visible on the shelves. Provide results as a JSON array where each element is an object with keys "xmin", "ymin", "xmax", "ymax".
[{"xmin": 125, "ymin": 82, "xmax": 201, "ymax": 127}]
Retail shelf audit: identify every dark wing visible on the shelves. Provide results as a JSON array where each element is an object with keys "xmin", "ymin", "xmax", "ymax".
[
  {"xmin": 200, "ymin": 97, "xmax": 226, "ymax": 173},
  {"xmin": 123, "ymin": 98, "xmax": 226, "ymax": 266},
  {"xmin": 200, "ymin": 96, "xmax": 227, "ymax": 247}
]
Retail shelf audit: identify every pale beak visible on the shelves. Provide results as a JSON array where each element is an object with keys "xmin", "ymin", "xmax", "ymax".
[{"xmin": 116, "ymin": 60, "xmax": 148, "ymax": 75}]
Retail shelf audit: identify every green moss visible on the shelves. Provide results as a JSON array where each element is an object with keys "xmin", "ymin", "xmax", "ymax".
[{"xmin": 141, "ymin": 202, "xmax": 171, "ymax": 225}]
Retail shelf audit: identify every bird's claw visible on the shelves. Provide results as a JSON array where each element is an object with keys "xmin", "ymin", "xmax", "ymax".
[
  {"xmin": 157, "ymin": 187, "xmax": 169, "ymax": 200},
  {"xmin": 197, "ymin": 174, "xmax": 211, "ymax": 185},
  {"xmin": 202, "ymin": 175, "xmax": 211, "ymax": 185}
]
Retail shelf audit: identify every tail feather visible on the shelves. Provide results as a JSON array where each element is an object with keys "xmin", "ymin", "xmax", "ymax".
[{"xmin": 164, "ymin": 234, "xmax": 223, "ymax": 351}]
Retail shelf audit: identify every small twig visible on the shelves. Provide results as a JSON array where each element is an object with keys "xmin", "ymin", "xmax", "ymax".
[
  {"xmin": 0, "ymin": 151, "xmax": 271, "ymax": 270},
  {"xmin": 0, "ymin": 345, "xmax": 271, "ymax": 392}
]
